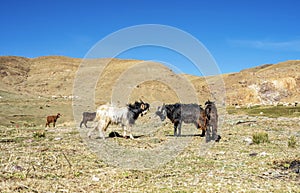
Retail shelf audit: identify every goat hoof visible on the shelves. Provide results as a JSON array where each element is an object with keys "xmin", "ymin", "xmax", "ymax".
[{"xmin": 215, "ymin": 135, "xmax": 221, "ymax": 142}]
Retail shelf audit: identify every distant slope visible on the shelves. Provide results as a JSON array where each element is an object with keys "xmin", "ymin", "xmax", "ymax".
[
  {"xmin": 221, "ymin": 60, "xmax": 300, "ymax": 105},
  {"xmin": 0, "ymin": 56, "xmax": 31, "ymax": 92},
  {"xmin": 0, "ymin": 56, "xmax": 299, "ymax": 106}
]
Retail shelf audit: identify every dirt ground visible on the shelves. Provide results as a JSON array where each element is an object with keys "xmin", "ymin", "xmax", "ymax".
[{"xmin": 1, "ymin": 111, "xmax": 299, "ymax": 192}]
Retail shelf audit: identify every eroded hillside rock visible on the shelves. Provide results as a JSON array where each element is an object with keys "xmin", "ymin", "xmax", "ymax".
[{"xmin": 248, "ymin": 77, "xmax": 297, "ymax": 105}]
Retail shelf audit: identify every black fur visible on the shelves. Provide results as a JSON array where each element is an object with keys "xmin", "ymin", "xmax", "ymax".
[
  {"xmin": 204, "ymin": 100, "xmax": 220, "ymax": 142},
  {"xmin": 156, "ymin": 103, "xmax": 206, "ymax": 137},
  {"xmin": 127, "ymin": 101, "xmax": 150, "ymax": 125}
]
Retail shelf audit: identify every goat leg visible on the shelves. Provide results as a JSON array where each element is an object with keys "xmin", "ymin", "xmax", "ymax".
[
  {"xmin": 122, "ymin": 126, "xmax": 127, "ymax": 138},
  {"xmin": 99, "ymin": 128, "xmax": 105, "ymax": 139},
  {"xmin": 88, "ymin": 122, "xmax": 99, "ymax": 138},
  {"xmin": 128, "ymin": 126, "xmax": 134, "ymax": 139},
  {"xmin": 200, "ymin": 128, "xmax": 206, "ymax": 137},
  {"xmin": 177, "ymin": 121, "xmax": 182, "ymax": 137},
  {"xmin": 205, "ymin": 125, "xmax": 211, "ymax": 142},
  {"xmin": 173, "ymin": 121, "xmax": 179, "ymax": 137},
  {"xmin": 211, "ymin": 122, "xmax": 220, "ymax": 142},
  {"xmin": 99, "ymin": 120, "xmax": 110, "ymax": 139}
]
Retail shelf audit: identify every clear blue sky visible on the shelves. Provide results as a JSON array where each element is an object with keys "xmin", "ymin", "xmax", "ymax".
[{"xmin": 1, "ymin": 0, "xmax": 300, "ymax": 75}]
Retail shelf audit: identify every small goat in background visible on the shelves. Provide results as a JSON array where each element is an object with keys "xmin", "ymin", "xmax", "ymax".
[{"xmin": 45, "ymin": 113, "xmax": 61, "ymax": 127}]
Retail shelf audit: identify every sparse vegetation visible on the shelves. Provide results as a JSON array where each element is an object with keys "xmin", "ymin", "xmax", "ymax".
[
  {"xmin": 288, "ymin": 136, "xmax": 297, "ymax": 148},
  {"xmin": 227, "ymin": 105, "xmax": 300, "ymax": 118},
  {"xmin": 1, "ymin": 113, "xmax": 299, "ymax": 192},
  {"xmin": 33, "ymin": 131, "xmax": 46, "ymax": 139},
  {"xmin": 252, "ymin": 132, "xmax": 270, "ymax": 144}
]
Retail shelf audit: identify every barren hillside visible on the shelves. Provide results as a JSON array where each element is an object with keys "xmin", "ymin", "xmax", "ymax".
[
  {"xmin": 0, "ymin": 56, "xmax": 299, "ymax": 106},
  {"xmin": 221, "ymin": 60, "xmax": 300, "ymax": 105}
]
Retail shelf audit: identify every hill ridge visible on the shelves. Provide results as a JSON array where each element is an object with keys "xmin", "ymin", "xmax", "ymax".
[{"xmin": 0, "ymin": 56, "xmax": 299, "ymax": 105}]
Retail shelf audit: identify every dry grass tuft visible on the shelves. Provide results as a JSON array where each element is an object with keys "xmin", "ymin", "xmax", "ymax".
[{"xmin": 252, "ymin": 132, "xmax": 270, "ymax": 144}]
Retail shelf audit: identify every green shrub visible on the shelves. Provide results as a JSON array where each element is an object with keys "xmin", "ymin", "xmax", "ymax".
[
  {"xmin": 33, "ymin": 131, "xmax": 46, "ymax": 139},
  {"xmin": 288, "ymin": 136, "xmax": 297, "ymax": 148},
  {"xmin": 252, "ymin": 132, "xmax": 270, "ymax": 144}
]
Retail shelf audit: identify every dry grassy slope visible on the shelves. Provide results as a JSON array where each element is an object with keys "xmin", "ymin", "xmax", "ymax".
[
  {"xmin": 0, "ymin": 56, "xmax": 31, "ymax": 92},
  {"xmin": 26, "ymin": 56, "xmax": 81, "ymax": 96},
  {"xmin": 221, "ymin": 60, "xmax": 300, "ymax": 105},
  {"xmin": 94, "ymin": 59, "xmax": 201, "ymax": 105},
  {"xmin": 0, "ymin": 56, "xmax": 299, "ymax": 106}
]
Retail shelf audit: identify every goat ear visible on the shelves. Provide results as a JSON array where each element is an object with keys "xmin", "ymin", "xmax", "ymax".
[{"xmin": 141, "ymin": 104, "xmax": 145, "ymax": 110}]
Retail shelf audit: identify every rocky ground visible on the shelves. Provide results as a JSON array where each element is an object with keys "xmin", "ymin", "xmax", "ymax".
[{"xmin": 0, "ymin": 113, "xmax": 299, "ymax": 192}]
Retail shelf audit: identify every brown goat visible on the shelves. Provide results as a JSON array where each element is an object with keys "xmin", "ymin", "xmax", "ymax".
[
  {"xmin": 45, "ymin": 113, "xmax": 61, "ymax": 127},
  {"xmin": 197, "ymin": 110, "xmax": 207, "ymax": 136},
  {"xmin": 204, "ymin": 100, "xmax": 221, "ymax": 142}
]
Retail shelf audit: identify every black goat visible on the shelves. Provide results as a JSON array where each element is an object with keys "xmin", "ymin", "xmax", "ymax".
[
  {"xmin": 204, "ymin": 100, "xmax": 221, "ymax": 142},
  {"xmin": 155, "ymin": 103, "xmax": 206, "ymax": 137},
  {"xmin": 80, "ymin": 112, "xmax": 96, "ymax": 128}
]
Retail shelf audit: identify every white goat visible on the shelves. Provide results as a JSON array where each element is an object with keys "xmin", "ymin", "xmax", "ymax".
[{"xmin": 88, "ymin": 101, "xmax": 149, "ymax": 139}]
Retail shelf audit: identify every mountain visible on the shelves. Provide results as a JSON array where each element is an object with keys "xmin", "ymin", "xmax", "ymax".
[
  {"xmin": 222, "ymin": 60, "xmax": 300, "ymax": 105},
  {"xmin": 0, "ymin": 56, "xmax": 299, "ymax": 106}
]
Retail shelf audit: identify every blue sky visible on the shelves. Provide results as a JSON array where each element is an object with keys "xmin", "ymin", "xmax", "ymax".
[{"xmin": 1, "ymin": 0, "xmax": 300, "ymax": 75}]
